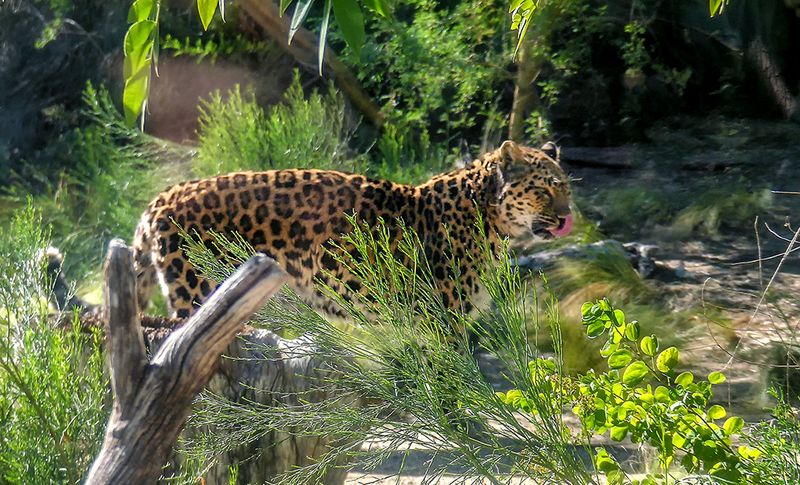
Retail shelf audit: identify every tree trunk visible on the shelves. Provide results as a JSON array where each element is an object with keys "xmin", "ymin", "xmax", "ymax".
[
  {"xmin": 238, "ymin": 0, "xmax": 385, "ymax": 128},
  {"xmin": 746, "ymin": 36, "xmax": 799, "ymax": 120},
  {"xmin": 508, "ymin": 35, "xmax": 543, "ymax": 142}
]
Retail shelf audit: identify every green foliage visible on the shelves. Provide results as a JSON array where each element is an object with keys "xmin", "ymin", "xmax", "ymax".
[
  {"xmin": 179, "ymin": 217, "xmax": 596, "ymax": 484},
  {"xmin": 356, "ymin": 0, "xmax": 509, "ymax": 140},
  {"xmin": 17, "ymin": 84, "xmax": 167, "ymax": 279},
  {"xmin": 670, "ymin": 188, "xmax": 774, "ymax": 237},
  {"xmin": 372, "ymin": 124, "xmax": 451, "ymax": 184},
  {"xmin": 576, "ymin": 299, "xmax": 745, "ymax": 482},
  {"xmin": 193, "ymin": 73, "xmax": 363, "ymax": 177},
  {"xmin": 509, "ymin": 0, "xmax": 540, "ymax": 58},
  {"xmin": 122, "ymin": 0, "xmax": 160, "ymax": 126},
  {"xmin": 501, "ymin": 298, "xmax": 750, "ymax": 483},
  {"xmin": 123, "ymin": 0, "xmax": 395, "ymax": 122},
  {"xmin": 709, "ymin": 0, "xmax": 730, "ymax": 16},
  {"xmin": 175, "ymin": 215, "xmax": 789, "ymax": 484},
  {"xmin": 739, "ymin": 391, "xmax": 800, "ymax": 483},
  {"xmin": 0, "ymin": 203, "xmax": 109, "ymax": 483},
  {"xmin": 161, "ymin": 33, "xmax": 277, "ymax": 63}
]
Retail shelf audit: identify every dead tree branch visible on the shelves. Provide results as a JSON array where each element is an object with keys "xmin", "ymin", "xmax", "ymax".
[{"xmin": 85, "ymin": 239, "xmax": 287, "ymax": 484}]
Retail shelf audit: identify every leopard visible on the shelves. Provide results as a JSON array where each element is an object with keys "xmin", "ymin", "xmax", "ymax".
[{"xmin": 132, "ymin": 140, "xmax": 574, "ymax": 320}]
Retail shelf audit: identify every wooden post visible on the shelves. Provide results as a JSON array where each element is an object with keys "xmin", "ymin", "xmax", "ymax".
[{"xmin": 85, "ymin": 239, "xmax": 287, "ymax": 484}]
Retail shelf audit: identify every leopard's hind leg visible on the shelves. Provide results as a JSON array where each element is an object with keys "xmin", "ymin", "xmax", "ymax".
[{"xmin": 132, "ymin": 215, "xmax": 159, "ymax": 314}]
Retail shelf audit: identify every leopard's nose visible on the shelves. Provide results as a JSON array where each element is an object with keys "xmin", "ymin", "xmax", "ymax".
[{"xmin": 552, "ymin": 195, "xmax": 571, "ymax": 218}]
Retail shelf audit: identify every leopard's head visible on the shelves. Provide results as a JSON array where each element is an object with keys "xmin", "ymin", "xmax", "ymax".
[{"xmin": 492, "ymin": 140, "xmax": 573, "ymax": 243}]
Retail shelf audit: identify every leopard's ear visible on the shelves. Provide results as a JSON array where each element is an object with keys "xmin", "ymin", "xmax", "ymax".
[
  {"xmin": 497, "ymin": 140, "xmax": 530, "ymax": 184},
  {"xmin": 541, "ymin": 141, "xmax": 560, "ymax": 161}
]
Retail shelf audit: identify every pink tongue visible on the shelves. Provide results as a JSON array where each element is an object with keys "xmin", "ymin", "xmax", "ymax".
[{"xmin": 549, "ymin": 214, "xmax": 573, "ymax": 237}]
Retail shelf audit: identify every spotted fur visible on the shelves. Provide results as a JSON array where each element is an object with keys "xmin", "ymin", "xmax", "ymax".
[{"xmin": 132, "ymin": 140, "xmax": 572, "ymax": 319}]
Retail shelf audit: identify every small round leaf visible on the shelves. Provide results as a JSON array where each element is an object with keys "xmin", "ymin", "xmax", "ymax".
[
  {"xmin": 656, "ymin": 347, "xmax": 680, "ymax": 373},
  {"xmin": 587, "ymin": 321, "xmax": 605, "ymax": 338},
  {"xmin": 724, "ymin": 416, "xmax": 744, "ymax": 435},
  {"xmin": 675, "ymin": 371, "xmax": 694, "ymax": 387},
  {"xmin": 707, "ymin": 404, "xmax": 726, "ymax": 420},
  {"xmin": 608, "ymin": 350, "xmax": 633, "ymax": 369},
  {"xmin": 623, "ymin": 361, "xmax": 650, "ymax": 386},
  {"xmin": 610, "ymin": 424, "xmax": 629, "ymax": 441},
  {"xmin": 708, "ymin": 371, "xmax": 726, "ymax": 384},
  {"xmin": 641, "ymin": 335, "xmax": 658, "ymax": 356},
  {"xmin": 625, "ymin": 320, "xmax": 640, "ymax": 341}
]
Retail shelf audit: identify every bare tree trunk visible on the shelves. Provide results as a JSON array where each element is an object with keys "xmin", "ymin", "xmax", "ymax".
[
  {"xmin": 85, "ymin": 240, "xmax": 287, "ymax": 484},
  {"xmin": 238, "ymin": 0, "xmax": 385, "ymax": 128},
  {"xmin": 746, "ymin": 36, "xmax": 799, "ymax": 120},
  {"xmin": 508, "ymin": 35, "xmax": 542, "ymax": 142}
]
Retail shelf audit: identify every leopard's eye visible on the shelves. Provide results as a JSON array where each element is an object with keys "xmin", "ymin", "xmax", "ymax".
[{"xmin": 537, "ymin": 190, "xmax": 553, "ymax": 204}]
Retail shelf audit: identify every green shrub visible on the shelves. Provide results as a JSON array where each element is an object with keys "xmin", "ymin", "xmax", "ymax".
[
  {"xmin": 194, "ymin": 72, "xmax": 362, "ymax": 177},
  {"xmin": 5, "ymin": 85, "xmax": 169, "ymax": 281},
  {"xmin": 740, "ymin": 391, "xmax": 800, "ymax": 483},
  {"xmin": 174, "ymin": 215, "xmax": 792, "ymax": 483},
  {"xmin": 0, "ymin": 203, "xmax": 109, "ymax": 483},
  {"xmin": 354, "ymin": 0, "xmax": 509, "ymax": 142},
  {"xmin": 371, "ymin": 123, "xmax": 452, "ymax": 184},
  {"xmin": 179, "ymin": 217, "xmax": 595, "ymax": 483}
]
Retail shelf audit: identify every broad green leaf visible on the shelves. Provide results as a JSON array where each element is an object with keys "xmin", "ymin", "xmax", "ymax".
[
  {"xmin": 640, "ymin": 335, "xmax": 658, "ymax": 356},
  {"xmin": 610, "ymin": 424, "xmax": 628, "ymax": 441},
  {"xmin": 622, "ymin": 361, "xmax": 649, "ymax": 386},
  {"xmin": 333, "ymin": 0, "xmax": 365, "ymax": 58},
  {"xmin": 612, "ymin": 309, "xmax": 625, "ymax": 326},
  {"xmin": 123, "ymin": 63, "xmax": 150, "ymax": 126},
  {"xmin": 363, "ymin": 0, "xmax": 391, "ymax": 17},
  {"xmin": 595, "ymin": 448, "xmax": 618, "ymax": 472},
  {"xmin": 123, "ymin": 20, "xmax": 156, "ymax": 79},
  {"xmin": 127, "ymin": 0, "xmax": 154, "ymax": 23},
  {"xmin": 710, "ymin": 468, "xmax": 741, "ymax": 482},
  {"xmin": 707, "ymin": 404, "xmax": 726, "ymax": 420},
  {"xmin": 581, "ymin": 301, "xmax": 593, "ymax": 317},
  {"xmin": 737, "ymin": 445, "xmax": 761, "ymax": 459},
  {"xmin": 724, "ymin": 416, "xmax": 744, "ymax": 435},
  {"xmin": 317, "ymin": 0, "xmax": 332, "ymax": 74},
  {"xmin": 599, "ymin": 340, "xmax": 618, "ymax": 357},
  {"xmin": 654, "ymin": 385, "xmax": 670, "ymax": 402},
  {"xmin": 197, "ymin": 0, "xmax": 218, "ymax": 30},
  {"xmin": 675, "ymin": 371, "xmax": 694, "ymax": 386},
  {"xmin": 625, "ymin": 320, "xmax": 640, "ymax": 341},
  {"xmin": 508, "ymin": 0, "xmax": 525, "ymax": 13},
  {"xmin": 611, "ymin": 324, "xmax": 624, "ymax": 343},
  {"xmin": 708, "ymin": 371, "xmax": 726, "ymax": 384},
  {"xmin": 587, "ymin": 321, "xmax": 605, "ymax": 338},
  {"xmin": 656, "ymin": 347, "xmax": 680, "ymax": 373},
  {"xmin": 289, "ymin": 0, "xmax": 315, "ymax": 44},
  {"xmin": 280, "ymin": 0, "xmax": 294, "ymax": 15},
  {"xmin": 608, "ymin": 350, "xmax": 633, "ymax": 369},
  {"xmin": 709, "ymin": 0, "xmax": 724, "ymax": 16}
]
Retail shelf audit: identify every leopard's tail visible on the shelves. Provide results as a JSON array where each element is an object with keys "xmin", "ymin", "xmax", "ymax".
[{"xmin": 132, "ymin": 212, "xmax": 159, "ymax": 313}]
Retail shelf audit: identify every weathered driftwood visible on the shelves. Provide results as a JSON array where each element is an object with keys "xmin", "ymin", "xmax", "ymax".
[{"xmin": 85, "ymin": 240, "xmax": 288, "ymax": 484}]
